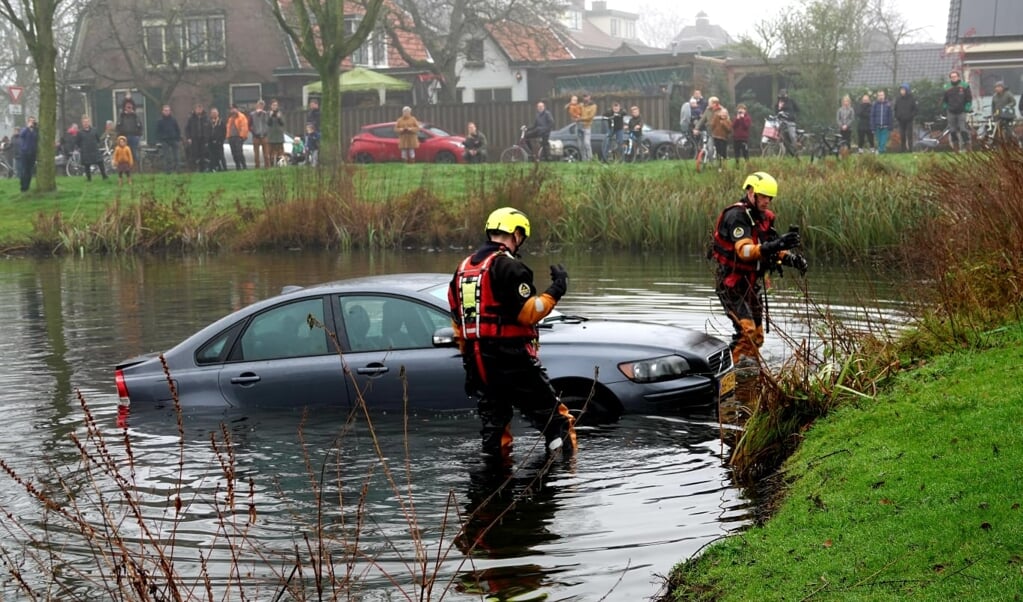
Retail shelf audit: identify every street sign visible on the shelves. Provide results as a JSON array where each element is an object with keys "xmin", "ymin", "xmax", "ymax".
[
  {"xmin": 8, "ymin": 86, "xmax": 24, "ymax": 104},
  {"xmin": 8, "ymin": 104, "xmax": 22, "ymax": 115}
]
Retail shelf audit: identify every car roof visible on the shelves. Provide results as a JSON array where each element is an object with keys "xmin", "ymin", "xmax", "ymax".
[
  {"xmin": 361, "ymin": 122, "xmax": 438, "ymax": 129},
  {"xmin": 281, "ymin": 272, "xmax": 449, "ymax": 297}
]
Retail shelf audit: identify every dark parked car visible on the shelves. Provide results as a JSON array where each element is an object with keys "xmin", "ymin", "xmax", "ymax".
[
  {"xmin": 550, "ymin": 116, "xmax": 685, "ymax": 161},
  {"xmin": 115, "ymin": 274, "xmax": 735, "ymax": 421},
  {"xmin": 347, "ymin": 122, "xmax": 466, "ymax": 164}
]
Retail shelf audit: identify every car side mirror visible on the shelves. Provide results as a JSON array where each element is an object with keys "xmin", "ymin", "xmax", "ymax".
[{"xmin": 432, "ymin": 327, "xmax": 457, "ymax": 347}]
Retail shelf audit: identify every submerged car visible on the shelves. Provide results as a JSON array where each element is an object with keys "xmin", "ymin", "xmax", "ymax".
[
  {"xmin": 115, "ymin": 274, "xmax": 734, "ymax": 421},
  {"xmin": 549, "ymin": 116, "xmax": 685, "ymax": 161},
  {"xmin": 347, "ymin": 122, "xmax": 466, "ymax": 164}
]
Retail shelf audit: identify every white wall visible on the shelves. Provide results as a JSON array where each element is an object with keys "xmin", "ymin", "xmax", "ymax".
[{"xmin": 455, "ymin": 36, "xmax": 529, "ymax": 102}]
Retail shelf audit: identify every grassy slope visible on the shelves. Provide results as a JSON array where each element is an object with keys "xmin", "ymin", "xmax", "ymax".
[{"xmin": 668, "ymin": 326, "xmax": 1023, "ymax": 601}]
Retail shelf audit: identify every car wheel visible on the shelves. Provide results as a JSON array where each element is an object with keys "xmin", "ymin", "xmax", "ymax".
[
  {"xmin": 558, "ymin": 385, "xmax": 621, "ymax": 426},
  {"xmin": 654, "ymin": 143, "xmax": 677, "ymax": 160},
  {"xmin": 354, "ymin": 152, "xmax": 374, "ymax": 164},
  {"xmin": 434, "ymin": 151, "xmax": 456, "ymax": 163},
  {"xmin": 562, "ymin": 146, "xmax": 581, "ymax": 162}
]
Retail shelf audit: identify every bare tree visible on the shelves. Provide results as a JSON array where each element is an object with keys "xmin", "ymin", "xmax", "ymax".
[
  {"xmin": 636, "ymin": 3, "xmax": 687, "ymax": 50},
  {"xmin": 269, "ymin": 0, "xmax": 385, "ymax": 167},
  {"xmin": 869, "ymin": 0, "xmax": 923, "ymax": 88},
  {"xmin": 0, "ymin": 0, "xmax": 67, "ymax": 192},
  {"xmin": 379, "ymin": 0, "xmax": 568, "ymax": 103}
]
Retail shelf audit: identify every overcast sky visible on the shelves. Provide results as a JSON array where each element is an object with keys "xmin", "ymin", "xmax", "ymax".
[{"xmin": 612, "ymin": 0, "xmax": 950, "ymax": 45}]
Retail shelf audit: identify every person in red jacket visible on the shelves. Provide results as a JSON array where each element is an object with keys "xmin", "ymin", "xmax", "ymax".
[
  {"xmin": 449, "ymin": 207, "xmax": 576, "ymax": 459},
  {"xmin": 731, "ymin": 103, "xmax": 752, "ymax": 165}
]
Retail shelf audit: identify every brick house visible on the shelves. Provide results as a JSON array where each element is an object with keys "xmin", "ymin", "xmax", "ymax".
[{"xmin": 945, "ymin": 0, "xmax": 1023, "ymax": 101}]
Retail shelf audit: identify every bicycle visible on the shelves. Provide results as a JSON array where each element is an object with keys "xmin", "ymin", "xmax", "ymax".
[
  {"xmin": 694, "ymin": 130, "xmax": 716, "ymax": 172},
  {"xmin": 807, "ymin": 129, "xmax": 848, "ymax": 163},
  {"xmin": 500, "ymin": 125, "xmax": 549, "ymax": 163},
  {"xmin": 915, "ymin": 116, "xmax": 977, "ymax": 152},
  {"xmin": 760, "ymin": 113, "xmax": 805, "ymax": 157},
  {"xmin": 0, "ymin": 156, "xmax": 13, "ymax": 178}
]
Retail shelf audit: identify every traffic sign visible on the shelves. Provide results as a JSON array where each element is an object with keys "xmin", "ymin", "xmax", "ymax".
[
  {"xmin": 8, "ymin": 104, "xmax": 22, "ymax": 115},
  {"xmin": 8, "ymin": 86, "xmax": 24, "ymax": 103}
]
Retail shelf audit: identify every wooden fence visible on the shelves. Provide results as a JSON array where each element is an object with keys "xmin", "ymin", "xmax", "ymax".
[{"xmin": 284, "ymin": 95, "xmax": 669, "ymax": 161}]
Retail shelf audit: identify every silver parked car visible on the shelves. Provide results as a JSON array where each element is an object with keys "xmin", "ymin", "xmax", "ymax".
[
  {"xmin": 115, "ymin": 274, "xmax": 735, "ymax": 421},
  {"xmin": 222, "ymin": 132, "xmax": 295, "ymax": 169}
]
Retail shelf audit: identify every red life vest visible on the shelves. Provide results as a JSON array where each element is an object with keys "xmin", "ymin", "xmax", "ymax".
[
  {"xmin": 453, "ymin": 249, "xmax": 538, "ymax": 340},
  {"xmin": 711, "ymin": 200, "xmax": 775, "ymax": 274}
]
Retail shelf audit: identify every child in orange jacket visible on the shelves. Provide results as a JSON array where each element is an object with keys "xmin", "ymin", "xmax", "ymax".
[{"xmin": 113, "ymin": 135, "xmax": 133, "ymax": 184}]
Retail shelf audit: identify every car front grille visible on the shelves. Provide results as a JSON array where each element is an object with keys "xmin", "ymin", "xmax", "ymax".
[{"xmin": 707, "ymin": 348, "xmax": 732, "ymax": 375}]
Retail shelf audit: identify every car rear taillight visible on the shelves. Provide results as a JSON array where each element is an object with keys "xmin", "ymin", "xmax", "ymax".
[{"xmin": 114, "ymin": 369, "xmax": 130, "ymax": 407}]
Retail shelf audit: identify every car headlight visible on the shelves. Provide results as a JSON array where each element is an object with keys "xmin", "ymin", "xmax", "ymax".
[{"xmin": 618, "ymin": 355, "xmax": 690, "ymax": 383}]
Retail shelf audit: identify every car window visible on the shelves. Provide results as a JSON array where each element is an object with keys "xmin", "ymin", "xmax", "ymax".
[
  {"xmin": 339, "ymin": 295, "xmax": 448, "ymax": 351},
  {"xmin": 424, "ymin": 125, "xmax": 452, "ymax": 137},
  {"xmin": 196, "ymin": 323, "xmax": 243, "ymax": 365},
  {"xmin": 236, "ymin": 298, "xmax": 328, "ymax": 361},
  {"xmin": 594, "ymin": 118, "xmax": 609, "ymax": 135},
  {"xmin": 371, "ymin": 127, "xmax": 399, "ymax": 139}
]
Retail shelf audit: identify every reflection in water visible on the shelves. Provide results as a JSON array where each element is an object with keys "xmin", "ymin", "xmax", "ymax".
[{"xmin": 0, "ymin": 251, "xmax": 906, "ymax": 599}]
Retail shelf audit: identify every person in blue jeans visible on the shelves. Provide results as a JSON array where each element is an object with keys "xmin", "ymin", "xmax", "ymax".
[
  {"xmin": 871, "ymin": 89, "xmax": 894, "ymax": 154},
  {"xmin": 601, "ymin": 101, "xmax": 626, "ymax": 161}
]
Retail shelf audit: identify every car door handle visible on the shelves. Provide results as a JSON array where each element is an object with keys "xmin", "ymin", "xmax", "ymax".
[
  {"xmin": 356, "ymin": 364, "xmax": 389, "ymax": 376},
  {"xmin": 230, "ymin": 373, "xmax": 261, "ymax": 385}
]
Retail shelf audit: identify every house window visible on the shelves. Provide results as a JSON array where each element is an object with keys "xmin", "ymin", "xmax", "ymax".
[
  {"xmin": 230, "ymin": 84, "xmax": 262, "ymax": 109},
  {"xmin": 345, "ymin": 17, "xmax": 387, "ymax": 67},
  {"xmin": 626, "ymin": 21, "xmax": 635, "ymax": 39},
  {"xmin": 610, "ymin": 18, "xmax": 620, "ymax": 37},
  {"xmin": 474, "ymin": 88, "xmax": 512, "ymax": 102},
  {"xmin": 563, "ymin": 9, "xmax": 582, "ymax": 31},
  {"xmin": 143, "ymin": 14, "xmax": 225, "ymax": 68},
  {"xmin": 465, "ymin": 39, "xmax": 484, "ymax": 66}
]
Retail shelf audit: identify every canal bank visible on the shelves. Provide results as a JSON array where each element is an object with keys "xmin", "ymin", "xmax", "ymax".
[{"xmin": 663, "ymin": 324, "xmax": 1023, "ymax": 600}]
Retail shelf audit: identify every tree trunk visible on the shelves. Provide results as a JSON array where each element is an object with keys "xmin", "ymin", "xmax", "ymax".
[
  {"xmin": 319, "ymin": 65, "xmax": 342, "ymax": 167},
  {"xmin": 34, "ymin": 26, "xmax": 58, "ymax": 193}
]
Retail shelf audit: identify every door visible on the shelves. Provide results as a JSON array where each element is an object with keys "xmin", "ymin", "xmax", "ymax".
[
  {"xmin": 337, "ymin": 294, "xmax": 470, "ymax": 412},
  {"xmin": 217, "ymin": 297, "xmax": 351, "ymax": 414}
]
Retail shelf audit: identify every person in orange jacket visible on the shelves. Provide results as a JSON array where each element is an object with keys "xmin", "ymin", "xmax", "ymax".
[
  {"xmin": 225, "ymin": 104, "xmax": 250, "ymax": 170},
  {"xmin": 113, "ymin": 135, "xmax": 134, "ymax": 185}
]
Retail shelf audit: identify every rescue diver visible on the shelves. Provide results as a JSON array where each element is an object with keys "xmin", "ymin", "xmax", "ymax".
[
  {"xmin": 711, "ymin": 172, "xmax": 808, "ymax": 364},
  {"xmin": 449, "ymin": 207, "xmax": 577, "ymax": 458}
]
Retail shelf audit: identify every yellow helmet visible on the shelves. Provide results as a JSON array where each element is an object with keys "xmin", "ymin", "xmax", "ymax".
[
  {"xmin": 742, "ymin": 171, "xmax": 778, "ymax": 198},
  {"xmin": 484, "ymin": 207, "xmax": 531, "ymax": 238}
]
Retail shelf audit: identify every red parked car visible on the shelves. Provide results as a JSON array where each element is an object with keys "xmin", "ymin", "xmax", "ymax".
[{"xmin": 347, "ymin": 122, "xmax": 466, "ymax": 164}]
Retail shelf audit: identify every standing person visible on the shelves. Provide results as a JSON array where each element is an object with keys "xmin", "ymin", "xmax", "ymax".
[
  {"xmin": 60, "ymin": 123, "xmax": 79, "ymax": 161},
  {"xmin": 395, "ymin": 106, "xmax": 420, "ymax": 164},
  {"xmin": 579, "ymin": 93, "xmax": 597, "ymax": 161},
  {"xmin": 524, "ymin": 101, "xmax": 554, "ymax": 161},
  {"xmin": 893, "ymin": 83, "xmax": 918, "ymax": 152},
  {"xmin": 303, "ymin": 122, "xmax": 319, "ymax": 167},
  {"xmin": 116, "ymin": 99, "xmax": 144, "ymax": 171},
  {"xmin": 448, "ymin": 207, "xmax": 576, "ymax": 459},
  {"xmin": 679, "ymin": 97, "xmax": 697, "ymax": 132},
  {"xmin": 0, "ymin": 134, "xmax": 12, "ymax": 178},
  {"xmin": 155, "ymin": 104, "xmax": 182, "ymax": 173},
  {"xmin": 601, "ymin": 101, "xmax": 626, "ymax": 161},
  {"xmin": 208, "ymin": 107, "xmax": 227, "ymax": 171},
  {"xmin": 710, "ymin": 172, "xmax": 807, "ymax": 365},
  {"xmin": 17, "ymin": 117, "xmax": 38, "ymax": 192},
  {"xmin": 856, "ymin": 93, "xmax": 875, "ymax": 153},
  {"xmin": 565, "ymin": 95, "xmax": 582, "ymax": 154},
  {"xmin": 709, "ymin": 102, "xmax": 732, "ymax": 169},
  {"xmin": 11, "ymin": 127, "xmax": 22, "ymax": 180},
  {"xmin": 249, "ymin": 100, "xmax": 270, "ymax": 168},
  {"xmin": 871, "ymin": 89, "xmax": 894, "ymax": 154},
  {"xmin": 990, "ymin": 81, "xmax": 1017, "ymax": 141},
  {"xmin": 942, "ymin": 70, "xmax": 973, "ymax": 152},
  {"xmin": 185, "ymin": 103, "xmax": 211, "ymax": 171},
  {"xmin": 267, "ymin": 99, "xmax": 286, "ymax": 167},
  {"xmin": 692, "ymin": 90, "xmax": 708, "ymax": 119},
  {"xmin": 463, "ymin": 121, "xmax": 488, "ymax": 163},
  {"xmin": 306, "ymin": 98, "xmax": 320, "ymax": 133},
  {"xmin": 74, "ymin": 116, "xmax": 108, "ymax": 181},
  {"xmin": 775, "ymin": 89, "xmax": 800, "ymax": 156},
  {"xmin": 626, "ymin": 105, "xmax": 644, "ymax": 160},
  {"xmin": 102, "ymin": 120, "xmax": 116, "ymax": 153},
  {"xmin": 113, "ymin": 135, "xmax": 133, "ymax": 185},
  {"xmin": 836, "ymin": 95, "xmax": 855, "ymax": 150},
  {"xmin": 225, "ymin": 104, "xmax": 249, "ymax": 170},
  {"xmin": 732, "ymin": 103, "xmax": 752, "ymax": 165}
]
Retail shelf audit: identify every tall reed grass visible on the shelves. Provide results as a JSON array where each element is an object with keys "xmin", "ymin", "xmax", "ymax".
[{"xmin": 26, "ymin": 158, "xmax": 925, "ymax": 256}]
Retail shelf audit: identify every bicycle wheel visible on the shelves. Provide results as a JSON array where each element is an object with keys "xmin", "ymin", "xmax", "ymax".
[
  {"xmin": 66, "ymin": 158, "xmax": 82, "ymax": 177},
  {"xmin": 635, "ymin": 140, "xmax": 651, "ymax": 162},
  {"xmin": 500, "ymin": 145, "xmax": 528, "ymax": 163}
]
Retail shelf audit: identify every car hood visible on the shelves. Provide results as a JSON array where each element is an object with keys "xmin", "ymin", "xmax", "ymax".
[{"xmin": 539, "ymin": 318, "xmax": 725, "ymax": 358}]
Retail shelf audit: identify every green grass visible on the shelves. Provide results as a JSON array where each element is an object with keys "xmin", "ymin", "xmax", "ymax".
[{"xmin": 665, "ymin": 324, "xmax": 1023, "ymax": 601}]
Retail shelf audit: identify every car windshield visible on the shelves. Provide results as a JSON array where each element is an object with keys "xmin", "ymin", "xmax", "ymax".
[
  {"xmin": 426, "ymin": 283, "xmax": 563, "ymax": 320},
  {"xmin": 424, "ymin": 125, "xmax": 452, "ymax": 137}
]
